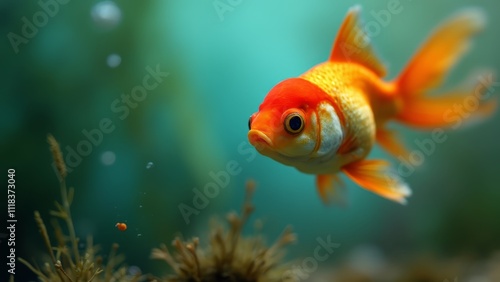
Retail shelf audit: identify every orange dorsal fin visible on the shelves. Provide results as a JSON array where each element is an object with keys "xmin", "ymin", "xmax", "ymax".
[
  {"xmin": 342, "ymin": 159, "xmax": 412, "ymax": 204},
  {"xmin": 329, "ymin": 5, "xmax": 386, "ymax": 77},
  {"xmin": 397, "ymin": 8, "xmax": 486, "ymax": 96}
]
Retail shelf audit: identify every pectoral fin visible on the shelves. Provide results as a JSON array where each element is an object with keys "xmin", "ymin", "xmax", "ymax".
[
  {"xmin": 316, "ymin": 174, "xmax": 346, "ymax": 205},
  {"xmin": 342, "ymin": 159, "xmax": 411, "ymax": 204}
]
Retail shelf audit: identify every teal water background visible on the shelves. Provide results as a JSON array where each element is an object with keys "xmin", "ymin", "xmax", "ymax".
[{"xmin": 2, "ymin": 0, "xmax": 500, "ymax": 280}]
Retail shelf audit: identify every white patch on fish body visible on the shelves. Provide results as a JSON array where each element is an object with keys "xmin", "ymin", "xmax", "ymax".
[
  {"xmin": 292, "ymin": 102, "xmax": 345, "ymax": 175},
  {"xmin": 316, "ymin": 102, "xmax": 344, "ymax": 156}
]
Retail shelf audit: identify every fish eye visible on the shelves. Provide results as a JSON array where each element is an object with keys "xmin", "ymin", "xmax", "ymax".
[
  {"xmin": 284, "ymin": 113, "xmax": 304, "ymax": 134},
  {"xmin": 248, "ymin": 113, "xmax": 256, "ymax": 130}
]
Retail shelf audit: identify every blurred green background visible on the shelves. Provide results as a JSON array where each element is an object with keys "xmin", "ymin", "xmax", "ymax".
[{"xmin": 2, "ymin": 0, "xmax": 500, "ymax": 280}]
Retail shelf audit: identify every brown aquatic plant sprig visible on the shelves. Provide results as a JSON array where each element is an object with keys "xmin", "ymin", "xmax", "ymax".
[
  {"xmin": 151, "ymin": 180, "xmax": 297, "ymax": 282},
  {"xmin": 47, "ymin": 134, "xmax": 80, "ymax": 262},
  {"xmin": 19, "ymin": 134, "xmax": 141, "ymax": 282},
  {"xmin": 47, "ymin": 134, "xmax": 67, "ymax": 179}
]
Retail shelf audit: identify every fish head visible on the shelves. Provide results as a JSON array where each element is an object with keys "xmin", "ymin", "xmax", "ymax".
[{"xmin": 248, "ymin": 78, "xmax": 344, "ymax": 168}]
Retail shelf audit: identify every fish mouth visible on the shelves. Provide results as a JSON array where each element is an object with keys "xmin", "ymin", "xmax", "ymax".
[{"xmin": 248, "ymin": 130, "xmax": 273, "ymax": 150}]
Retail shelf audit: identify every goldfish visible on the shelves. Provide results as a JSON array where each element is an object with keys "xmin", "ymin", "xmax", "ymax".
[{"xmin": 247, "ymin": 6, "xmax": 496, "ymax": 204}]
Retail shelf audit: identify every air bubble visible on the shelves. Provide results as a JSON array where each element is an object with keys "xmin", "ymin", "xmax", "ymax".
[
  {"xmin": 91, "ymin": 1, "xmax": 122, "ymax": 30},
  {"xmin": 101, "ymin": 151, "xmax": 116, "ymax": 166},
  {"xmin": 106, "ymin": 53, "xmax": 121, "ymax": 68}
]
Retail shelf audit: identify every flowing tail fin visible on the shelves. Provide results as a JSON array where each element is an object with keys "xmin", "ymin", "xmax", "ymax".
[{"xmin": 394, "ymin": 8, "xmax": 496, "ymax": 128}]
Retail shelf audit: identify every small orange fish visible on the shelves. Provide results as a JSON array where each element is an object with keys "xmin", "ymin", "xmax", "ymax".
[
  {"xmin": 115, "ymin": 222, "xmax": 127, "ymax": 231},
  {"xmin": 248, "ymin": 6, "xmax": 496, "ymax": 204}
]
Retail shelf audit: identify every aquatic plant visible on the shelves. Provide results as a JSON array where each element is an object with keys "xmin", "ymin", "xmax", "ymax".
[
  {"xmin": 151, "ymin": 180, "xmax": 297, "ymax": 282},
  {"xmin": 19, "ymin": 134, "xmax": 142, "ymax": 282},
  {"xmin": 22, "ymin": 135, "xmax": 296, "ymax": 282}
]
